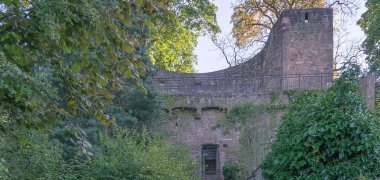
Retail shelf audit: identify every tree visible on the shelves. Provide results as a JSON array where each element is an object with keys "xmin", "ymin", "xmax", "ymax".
[
  {"xmin": 0, "ymin": 0, "xmax": 220, "ymax": 129},
  {"xmin": 212, "ymin": 34, "xmax": 260, "ymax": 67},
  {"xmin": 333, "ymin": 27, "xmax": 365, "ymax": 70},
  {"xmin": 261, "ymin": 65, "xmax": 380, "ymax": 179},
  {"xmin": 51, "ymin": 82, "xmax": 169, "ymax": 161},
  {"xmin": 358, "ymin": 0, "xmax": 380, "ymax": 73},
  {"xmin": 0, "ymin": 119, "xmax": 68, "ymax": 179},
  {"xmin": 232, "ymin": 0, "xmax": 325, "ymax": 48},
  {"xmin": 0, "ymin": 1, "xmax": 215, "ymax": 178},
  {"xmin": 149, "ymin": 0, "xmax": 219, "ymax": 73},
  {"xmin": 0, "ymin": 0, "xmax": 175, "ymax": 129},
  {"xmin": 213, "ymin": 0, "xmax": 359, "ymax": 67},
  {"xmin": 232, "ymin": 0, "xmax": 358, "ymax": 48}
]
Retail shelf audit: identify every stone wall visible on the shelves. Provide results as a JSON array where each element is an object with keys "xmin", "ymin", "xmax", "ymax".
[
  {"xmin": 151, "ymin": 9, "xmax": 334, "ymax": 100},
  {"xmin": 150, "ymin": 8, "xmax": 336, "ymax": 180},
  {"xmin": 166, "ymin": 109, "xmax": 241, "ymax": 179},
  {"xmin": 281, "ymin": 9, "xmax": 333, "ymax": 76},
  {"xmin": 281, "ymin": 9, "xmax": 334, "ymax": 90},
  {"xmin": 360, "ymin": 74, "xmax": 376, "ymax": 108}
]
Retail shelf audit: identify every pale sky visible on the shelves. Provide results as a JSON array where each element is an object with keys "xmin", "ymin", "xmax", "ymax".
[{"xmin": 194, "ymin": 0, "xmax": 367, "ymax": 73}]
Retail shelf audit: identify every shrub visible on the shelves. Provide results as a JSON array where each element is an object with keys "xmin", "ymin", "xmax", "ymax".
[
  {"xmin": 223, "ymin": 161, "xmax": 243, "ymax": 180},
  {"xmin": 0, "ymin": 128, "xmax": 68, "ymax": 179},
  {"xmin": 262, "ymin": 66, "xmax": 380, "ymax": 179},
  {"xmin": 81, "ymin": 128, "xmax": 198, "ymax": 179}
]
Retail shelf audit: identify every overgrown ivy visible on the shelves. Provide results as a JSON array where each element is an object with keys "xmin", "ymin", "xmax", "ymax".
[
  {"xmin": 212, "ymin": 99, "xmax": 286, "ymax": 178},
  {"xmin": 212, "ymin": 101, "xmax": 286, "ymax": 134},
  {"xmin": 262, "ymin": 65, "xmax": 380, "ymax": 179}
]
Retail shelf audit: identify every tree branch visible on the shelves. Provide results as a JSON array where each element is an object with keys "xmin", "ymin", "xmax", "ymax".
[{"xmin": 244, "ymin": 164, "xmax": 262, "ymax": 180}]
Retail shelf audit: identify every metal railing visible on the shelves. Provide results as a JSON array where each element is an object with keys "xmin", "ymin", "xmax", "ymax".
[{"xmin": 150, "ymin": 73, "xmax": 334, "ymax": 95}]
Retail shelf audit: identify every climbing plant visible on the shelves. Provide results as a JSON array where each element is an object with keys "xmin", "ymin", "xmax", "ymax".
[
  {"xmin": 262, "ymin": 65, "xmax": 380, "ymax": 179},
  {"xmin": 213, "ymin": 101, "xmax": 286, "ymax": 178}
]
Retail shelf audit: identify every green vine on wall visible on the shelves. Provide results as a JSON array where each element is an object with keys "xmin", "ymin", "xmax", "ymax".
[
  {"xmin": 159, "ymin": 94, "xmax": 180, "ymax": 107},
  {"xmin": 212, "ymin": 100, "xmax": 286, "ymax": 135},
  {"xmin": 211, "ymin": 96, "xmax": 287, "ymax": 178}
]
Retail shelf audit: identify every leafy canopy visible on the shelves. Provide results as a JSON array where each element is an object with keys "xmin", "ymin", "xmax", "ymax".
[
  {"xmin": 0, "ymin": 0, "xmax": 165, "ymax": 127},
  {"xmin": 0, "ymin": 0, "xmax": 219, "ymax": 129},
  {"xmin": 232, "ymin": 0, "xmax": 325, "ymax": 47},
  {"xmin": 0, "ymin": 0, "xmax": 215, "ymax": 179},
  {"xmin": 358, "ymin": 0, "xmax": 380, "ymax": 72},
  {"xmin": 149, "ymin": 0, "xmax": 219, "ymax": 73},
  {"xmin": 262, "ymin": 66, "xmax": 380, "ymax": 179}
]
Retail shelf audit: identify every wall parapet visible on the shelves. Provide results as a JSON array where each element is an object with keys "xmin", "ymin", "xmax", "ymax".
[{"xmin": 150, "ymin": 73, "xmax": 333, "ymax": 96}]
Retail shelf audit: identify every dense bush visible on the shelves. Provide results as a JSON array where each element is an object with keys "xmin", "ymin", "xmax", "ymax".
[
  {"xmin": 81, "ymin": 129, "xmax": 198, "ymax": 180},
  {"xmin": 223, "ymin": 160, "xmax": 243, "ymax": 180},
  {"xmin": 0, "ymin": 128, "xmax": 69, "ymax": 179},
  {"xmin": 108, "ymin": 83, "xmax": 168, "ymax": 128},
  {"xmin": 0, "ymin": 126, "xmax": 198, "ymax": 179},
  {"xmin": 262, "ymin": 66, "xmax": 380, "ymax": 179}
]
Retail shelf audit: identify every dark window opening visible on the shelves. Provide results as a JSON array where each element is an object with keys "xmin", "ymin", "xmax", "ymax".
[
  {"xmin": 223, "ymin": 144, "xmax": 228, "ymax": 148},
  {"xmin": 202, "ymin": 145, "xmax": 218, "ymax": 176},
  {"xmin": 305, "ymin": 13, "xmax": 309, "ymax": 22},
  {"xmin": 195, "ymin": 80, "xmax": 202, "ymax": 85}
]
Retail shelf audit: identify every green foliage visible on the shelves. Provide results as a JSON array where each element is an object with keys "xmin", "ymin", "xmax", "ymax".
[
  {"xmin": 109, "ymin": 83, "xmax": 168, "ymax": 127},
  {"xmin": 232, "ymin": 0, "xmax": 325, "ymax": 47},
  {"xmin": 223, "ymin": 161, "xmax": 243, "ymax": 180},
  {"xmin": 0, "ymin": 56, "xmax": 59, "ymax": 129},
  {"xmin": 0, "ymin": 0, "xmax": 217, "ymax": 179},
  {"xmin": 269, "ymin": 91, "xmax": 280, "ymax": 104},
  {"xmin": 212, "ymin": 102, "xmax": 285, "ymax": 178},
  {"xmin": 262, "ymin": 66, "xmax": 380, "ymax": 179},
  {"xmin": 1, "ymin": 112, "xmax": 197, "ymax": 179},
  {"xmin": 0, "ymin": 0, "xmax": 165, "ymax": 127},
  {"xmin": 81, "ymin": 129, "xmax": 199, "ymax": 180},
  {"xmin": 375, "ymin": 82, "xmax": 380, "ymax": 109},
  {"xmin": 149, "ymin": 0, "xmax": 219, "ymax": 73},
  {"xmin": 213, "ymin": 102, "xmax": 286, "ymax": 134},
  {"xmin": 0, "ymin": 126, "xmax": 68, "ymax": 179},
  {"xmin": 149, "ymin": 25, "xmax": 198, "ymax": 73},
  {"xmin": 160, "ymin": 94, "xmax": 179, "ymax": 106},
  {"xmin": 0, "ymin": 0, "xmax": 219, "ymax": 130},
  {"xmin": 51, "ymin": 82, "xmax": 169, "ymax": 161},
  {"xmin": 52, "ymin": 117, "xmax": 101, "ymax": 161},
  {"xmin": 0, "ymin": 158, "xmax": 9, "ymax": 179},
  {"xmin": 358, "ymin": 0, "xmax": 380, "ymax": 72}
]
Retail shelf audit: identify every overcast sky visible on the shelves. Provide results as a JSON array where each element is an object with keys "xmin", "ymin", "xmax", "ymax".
[{"xmin": 194, "ymin": 0, "xmax": 367, "ymax": 73}]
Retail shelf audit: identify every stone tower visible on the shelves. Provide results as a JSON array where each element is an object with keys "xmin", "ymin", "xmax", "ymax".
[
  {"xmin": 281, "ymin": 9, "xmax": 333, "ymax": 76},
  {"xmin": 150, "ymin": 8, "xmax": 334, "ymax": 180}
]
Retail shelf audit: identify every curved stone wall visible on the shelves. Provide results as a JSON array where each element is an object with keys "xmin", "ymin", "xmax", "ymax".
[
  {"xmin": 150, "ymin": 8, "xmax": 334, "ymax": 109},
  {"xmin": 152, "ymin": 8, "xmax": 335, "ymax": 179}
]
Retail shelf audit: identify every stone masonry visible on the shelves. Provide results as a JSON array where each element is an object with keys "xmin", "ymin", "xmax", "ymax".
[{"xmin": 149, "ymin": 8, "xmax": 374, "ymax": 180}]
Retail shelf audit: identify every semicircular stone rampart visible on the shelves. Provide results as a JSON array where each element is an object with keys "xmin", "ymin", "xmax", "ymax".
[
  {"xmin": 150, "ymin": 8, "xmax": 334, "ymax": 111},
  {"xmin": 150, "ymin": 8, "xmax": 338, "ymax": 179},
  {"xmin": 148, "ymin": 9, "xmax": 375, "ymax": 179}
]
